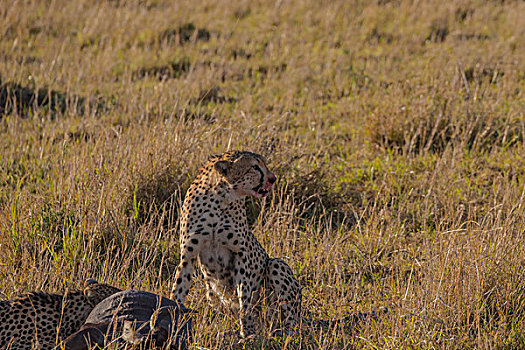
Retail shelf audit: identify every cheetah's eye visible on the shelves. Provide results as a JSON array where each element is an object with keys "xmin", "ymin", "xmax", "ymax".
[{"xmin": 252, "ymin": 165, "xmax": 262, "ymax": 172}]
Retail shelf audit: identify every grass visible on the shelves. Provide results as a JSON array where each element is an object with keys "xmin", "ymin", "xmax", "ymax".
[{"xmin": 1, "ymin": 0, "xmax": 524, "ymax": 348}]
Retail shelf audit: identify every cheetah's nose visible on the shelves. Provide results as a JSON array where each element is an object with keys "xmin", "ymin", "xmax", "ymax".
[{"xmin": 268, "ymin": 175, "xmax": 277, "ymax": 184}]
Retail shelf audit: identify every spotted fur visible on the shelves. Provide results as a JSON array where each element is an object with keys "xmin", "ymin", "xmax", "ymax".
[
  {"xmin": 0, "ymin": 280, "xmax": 121, "ymax": 350},
  {"xmin": 170, "ymin": 151, "xmax": 301, "ymax": 337}
]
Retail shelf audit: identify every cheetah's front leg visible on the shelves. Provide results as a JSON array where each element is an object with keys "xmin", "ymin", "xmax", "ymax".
[
  {"xmin": 170, "ymin": 244, "xmax": 198, "ymax": 303},
  {"xmin": 265, "ymin": 258, "xmax": 302, "ymax": 335},
  {"xmin": 234, "ymin": 256, "xmax": 259, "ymax": 337},
  {"xmin": 171, "ymin": 210, "xmax": 215, "ymax": 303}
]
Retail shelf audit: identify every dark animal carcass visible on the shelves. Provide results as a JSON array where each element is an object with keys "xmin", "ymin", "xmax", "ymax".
[{"xmin": 60, "ymin": 290, "xmax": 193, "ymax": 350}]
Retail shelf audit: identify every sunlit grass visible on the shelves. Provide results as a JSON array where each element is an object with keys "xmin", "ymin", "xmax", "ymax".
[{"xmin": 1, "ymin": 0, "xmax": 524, "ymax": 348}]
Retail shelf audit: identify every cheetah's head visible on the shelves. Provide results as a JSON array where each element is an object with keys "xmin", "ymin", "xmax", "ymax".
[
  {"xmin": 83, "ymin": 279, "xmax": 122, "ymax": 306},
  {"xmin": 214, "ymin": 151, "xmax": 277, "ymax": 198}
]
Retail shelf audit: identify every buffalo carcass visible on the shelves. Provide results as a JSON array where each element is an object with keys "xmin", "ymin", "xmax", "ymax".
[{"xmin": 60, "ymin": 290, "xmax": 193, "ymax": 350}]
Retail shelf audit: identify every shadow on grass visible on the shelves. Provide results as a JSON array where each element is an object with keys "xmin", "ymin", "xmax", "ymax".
[
  {"xmin": 158, "ymin": 23, "xmax": 211, "ymax": 46},
  {"xmin": 128, "ymin": 166, "xmax": 188, "ymax": 230},
  {"xmin": 132, "ymin": 57, "xmax": 191, "ymax": 81},
  {"xmin": 368, "ymin": 109, "xmax": 523, "ymax": 155},
  {"xmin": 190, "ymin": 86, "xmax": 237, "ymax": 105},
  {"xmin": 245, "ymin": 167, "xmax": 359, "ymax": 235},
  {"xmin": 0, "ymin": 77, "xmax": 106, "ymax": 118}
]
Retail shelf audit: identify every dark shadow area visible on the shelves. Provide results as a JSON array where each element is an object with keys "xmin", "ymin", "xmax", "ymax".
[
  {"xmin": 366, "ymin": 26, "xmax": 395, "ymax": 44},
  {"xmin": 246, "ymin": 63, "xmax": 287, "ymax": 80},
  {"xmin": 244, "ymin": 168, "xmax": 359, "ymax": 235},
  {"xmin": 231, "ymin": 48, "xmax": 253, "ymax": 60},
  {"xmin": 158, "ymin": 23, "xmax": 211, "ymax": 45},
  {"xmin": 455, "ymin": 33, "xmax": 490, "ymax": 41},
  {"xmin": 132, "ymin": 57, "xmax": 191, "ymax": 80},
  {"xmin": 368, "ymin": 108, "xmax": 522, "ymax": 155},
  {"xmin": 190, "ymin": 87, "xmax": 236, "ymax": 105},
  {"xmin": 182, "ymin": 110, "xmax": 217, "ymax": 124},
  {"xmin": 0, "ymin": 78, "xmax": 106, "ymax": 118},
  {"xmin": 425, "ymin": 19, "xmax": 449, "ymax": 43},
  {"xmin": 128, "ymin": 166, "xmax": 188, "ymax": 229},
  {"xmin": 463, "ymin": 65, "xmax": 504, "ymax": 84}
]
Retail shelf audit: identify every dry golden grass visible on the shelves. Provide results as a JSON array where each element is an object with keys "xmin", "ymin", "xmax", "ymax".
[{"xmin": 1, "ymin": 0, "xmax": 524, "ymax": 348}]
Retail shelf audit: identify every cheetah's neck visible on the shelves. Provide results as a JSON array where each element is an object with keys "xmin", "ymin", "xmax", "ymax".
[{"xmin": 185, "ymin": 177, "xmax": 242, "ymax": 212}]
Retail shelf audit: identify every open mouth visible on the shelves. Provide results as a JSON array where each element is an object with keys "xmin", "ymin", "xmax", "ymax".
[
  {"xmin": 252, "ymin": 184, "xmax": 271, "ymax": 198},
  {"xmin": 256, "ymin": 189, "xmax": 269, "ymax": 197}
]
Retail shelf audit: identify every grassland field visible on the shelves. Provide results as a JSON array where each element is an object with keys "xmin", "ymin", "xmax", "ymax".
[{"xmin": 0, "ymin": 0, "xmax": 524, "ymax": 348}]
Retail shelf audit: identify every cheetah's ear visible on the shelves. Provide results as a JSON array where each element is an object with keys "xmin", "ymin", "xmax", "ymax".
[
  {"xmin": 84, "ymin": 279, "xmax": 98, "ymax": 288},
  {"xmin": 214, "ymin": 160, "xmax": 232, "ymax": 176},
  {"xmin": 233, "ymin": 154, "xmax": 251, "ymax": 167}
]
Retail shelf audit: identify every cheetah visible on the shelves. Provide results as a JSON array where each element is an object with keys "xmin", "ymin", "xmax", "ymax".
[
  {"xmin": 170, "ymin": 151, "xmax": 302, "ymax": 337},
  {"xmin": 0, "ymin": 279, "xmax": 121, "ymax": 350}
]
